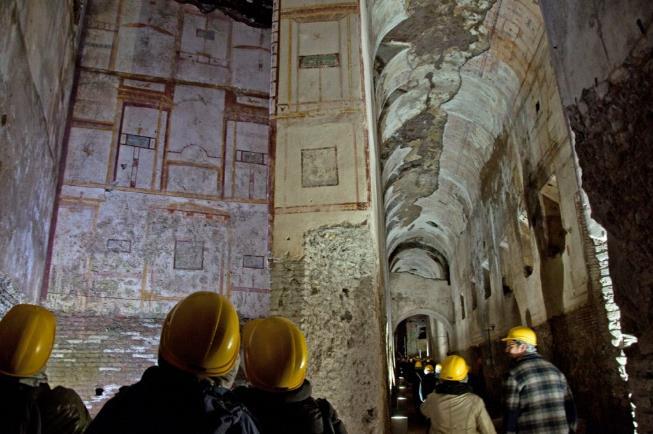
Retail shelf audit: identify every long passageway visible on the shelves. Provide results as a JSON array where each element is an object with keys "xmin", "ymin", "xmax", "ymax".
[
  {"xmin": 0, "ymin": 0, "xmax": 651, "ymax": 432},
  {"xmin": 393, "ymin": 374, "xmax": 428, "ymax": 434}
]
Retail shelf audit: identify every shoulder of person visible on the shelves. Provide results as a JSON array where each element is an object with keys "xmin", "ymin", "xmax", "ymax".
[
  {"xmin": 467, "ymin": 393, "xmax": 487, "ymax": 407},
  {"xmin": 316, "ymin": 398, "xmax": 347, "ymax": 434},
  {"xmin": 45, "ymin": 385, "xmax": 84, "ymax": 402},
  {"xmin": 315, "ymin": 398, "xmax": 335, "ymax": 415},
  {"xmin": 39, "ymin": 385, "xmax": 91, "ymax": 434}
]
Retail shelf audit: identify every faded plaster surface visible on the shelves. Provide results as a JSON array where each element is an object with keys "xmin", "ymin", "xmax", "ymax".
[
  {"xmin": 43, "ymin": 0, "xmax": 271, "ymax": 408},
  {"xmin": 0, "ymin": 0, "xmax": 78, "ymax": 300},
  {"xmin": 372, "ymin": 0, "xmax": 496, "ymax": 246},
  {"xmin": 48, "ymin": 186, "xmax": 270, "ymax": 318},
  {"xmin": 49, "ymin": 0, "xmax": 271, "ymax": 316},
  {"xmin": 540, "ymin": 0, "xmax": 653, "ymax": 105},
  {"xmin": 271, "ymin": 2, "xmax": 388, "ymax": 432}
]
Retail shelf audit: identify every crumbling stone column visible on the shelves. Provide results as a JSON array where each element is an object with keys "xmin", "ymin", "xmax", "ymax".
[{"xmin": 269, "ymin": 2, "xmax": 388, "ymax": 432}]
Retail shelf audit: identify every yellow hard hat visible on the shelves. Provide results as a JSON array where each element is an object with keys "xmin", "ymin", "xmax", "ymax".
[
  {"xmin": 242, "ymin": 316, "xmax": 308, "ymax": 391},
  {"xmin": 0, "ymin": 304, "xmax": 56, "ymax": 377},
  {"xmin": 424, "ymin": 364, "xmax": 434, "ymax": 374},
  {"xmin": 414, "ymin": 360, "xmax": 423, "ymax": 369},
  {"xmin": 435, "ymin": 363, "xmax": 442, "ymax": 373},
  {"xmin": 159, "ymin": 292, "xmax": 240, "ymax": 377},
  {"xmin": 501, "ymin": 326, "xmax": 537, "ymax": 346},
  {"xmin": 440, "ymin": 355, "xmax": 469, "ymax": 381}
]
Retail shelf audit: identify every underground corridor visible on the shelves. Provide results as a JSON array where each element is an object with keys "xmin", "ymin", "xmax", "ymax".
[{"xmin": 1, "ymin": 0, "xmax": 652, "ymax": 433}]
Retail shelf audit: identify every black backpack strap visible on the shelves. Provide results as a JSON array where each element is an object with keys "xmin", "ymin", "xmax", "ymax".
[{"xmin": 316, "ymin": 398, "xmax": 335, "ymax": 434}]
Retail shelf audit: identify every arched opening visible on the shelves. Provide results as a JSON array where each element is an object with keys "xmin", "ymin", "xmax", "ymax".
[
  {"xmin": 535, "ymin": 175, "xmax": 566, "ymax": 317},
  {"xmin": 394, "ymin": 314, "xmax": 450, "ymax": 362},
  {"xmin": 391, "ymin": 312, "xmax": 452, "ymax": 433}
]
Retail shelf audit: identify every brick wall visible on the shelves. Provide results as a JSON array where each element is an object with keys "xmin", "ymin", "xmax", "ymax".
[{"xmin": 47, "ymin": 313, "xmax": 163, "ymax": 414}]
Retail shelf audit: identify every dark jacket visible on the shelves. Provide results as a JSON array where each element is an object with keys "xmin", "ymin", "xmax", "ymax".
[
  {"xmin": 0, "ymin": 375, "xmax": 90, "ymax": 434},
  {"xmin": 234, "ymin": 380, "xmax": 347, "ymax": 434},
  {"xmin": 86, "ymin": 365, "xmax": 260, "ymax": 434},
  {"xmin": 418, "ymin": 373, "xmax": 437, "ymax": 402}
]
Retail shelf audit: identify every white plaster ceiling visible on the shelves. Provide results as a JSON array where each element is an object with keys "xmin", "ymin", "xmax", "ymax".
[{"xmin": 371, "ymin": 0, "xmax": 545, "ymax": 278}]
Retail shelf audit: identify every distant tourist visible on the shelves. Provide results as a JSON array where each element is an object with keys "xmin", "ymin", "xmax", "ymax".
[
  {"xmin": 420, "ymin": 355, "xmax": 496, "ymax": 434},
  {"xmin": 418, "ymin": 364, "xmax": 437, "ymax": 403}
]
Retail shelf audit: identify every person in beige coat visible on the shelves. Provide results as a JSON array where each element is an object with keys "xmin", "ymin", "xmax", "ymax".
[{"xmin": 420, "ymin": 355, "xmax": 496, "ymax": 434}]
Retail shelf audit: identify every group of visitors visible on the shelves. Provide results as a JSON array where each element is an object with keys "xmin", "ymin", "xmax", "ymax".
[
  {"xmin": 0, "ymin": 292, "xmax": 347, "ymax": 434},
  {"xmin": 405, "ymin": 326, "xmax": 577, "ymax": 434},
  {"xmin": 0, "ymin": 292, "xmax": 578, "ymax": 434}
]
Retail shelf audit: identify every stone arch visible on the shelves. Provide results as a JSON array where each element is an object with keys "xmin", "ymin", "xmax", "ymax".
[{"xmin": 393, "ymin": 308, "xmax": 453, "ymax": 338}]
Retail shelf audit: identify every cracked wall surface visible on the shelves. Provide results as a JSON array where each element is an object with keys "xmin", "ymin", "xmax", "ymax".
[
  {"xmin": 271, "ymin": 225, "xmax": 385, "ymax": 434},
  {"xmin": 1, "ymin": 0, "xmax": 651, "ymax": 429},
  {"xmin": 0, "ymin": 0, "xmax": 79, "ymax": 300},
  {"xmin": 43, "ymin": 0, "xmax": 271, "ymax": 411},
  {"xmin": 540, "ymin": 0, "xmax": 653, "ymax": 430},
  {"xmin": 374, "ymin": 0, "xmax": 495, "ymax": 254}
]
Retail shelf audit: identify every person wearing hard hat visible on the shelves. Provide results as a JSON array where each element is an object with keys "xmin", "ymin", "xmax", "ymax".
[
  {"xmin": 235, "ymin": 316, "xmax": 347, "ymax": 434},
  {"xmin": 418, "ymin": 364, "xmax": 437, "ymax": 403},
  {"xmin": 420, "ymin": 355, "xmax": 496, "ymax": 434},
  {"xmin": 0, "ymin": 304, "xmax": 90, "ymax": 434},
  {"xmin": 501, "ymin": 326, "xmax": 577, "ymax": 434},
  {"xmin": 86, "ymin": 292, "xmax": 260, "ymax": 434}
]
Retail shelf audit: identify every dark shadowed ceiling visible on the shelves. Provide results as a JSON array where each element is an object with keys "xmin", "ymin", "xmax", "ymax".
[{"xmin": 176, "ymin": 0, "xmax": 272, "ymax": 27}]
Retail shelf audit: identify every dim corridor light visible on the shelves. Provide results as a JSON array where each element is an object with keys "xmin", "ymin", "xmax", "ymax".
[{"xmin": 391, "ymin": 415, "xmax": 408, "ymax": 434}]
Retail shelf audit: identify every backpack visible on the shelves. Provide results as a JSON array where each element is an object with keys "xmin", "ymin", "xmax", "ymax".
[
  {"xmin": 201, "ymin": 383, "xmax": 261, "ymax": 434},
  {"xmin": 86, "ymin": 367, "xmax": 261, "ymax": 434}
]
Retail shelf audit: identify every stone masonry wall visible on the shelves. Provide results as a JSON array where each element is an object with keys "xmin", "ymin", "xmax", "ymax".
[
  {"xmin": 0, "ymin": 0, "xmax": 79, "ymax": 300},
  {"xmin": 568, "ymin": 46, "xmax": 653, "ymax": 432},
  {"xmin": 539, "ymin": 1, "xmax": 653, "ymax": 430},
  {"xmin": 270, "ymin": 1, "xmax": 388, "ymax": 432},
  {"xmin": 271, "ymin": 224, "xmax": 387, "ymax": 434}
]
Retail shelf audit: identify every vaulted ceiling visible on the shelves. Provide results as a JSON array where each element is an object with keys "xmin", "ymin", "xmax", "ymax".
[{"xmin": 369, "ymin": 0, "xmax": 545, "ymax": 277}]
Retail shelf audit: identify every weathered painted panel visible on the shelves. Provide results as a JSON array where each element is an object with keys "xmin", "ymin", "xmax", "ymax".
[{"xmin": 44, "ymin": 0, "xmax": 271, "ymax": 409}]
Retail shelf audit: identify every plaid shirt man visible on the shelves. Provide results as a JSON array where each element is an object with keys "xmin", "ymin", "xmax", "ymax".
[{"xmin": 503, "ymin": 352, "xmax": 577, "ymax": 434}]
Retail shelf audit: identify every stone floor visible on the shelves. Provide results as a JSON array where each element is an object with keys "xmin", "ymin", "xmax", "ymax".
[{"xmin": 391, "ymin": 375, "xmax": 429, "ymax": 434}]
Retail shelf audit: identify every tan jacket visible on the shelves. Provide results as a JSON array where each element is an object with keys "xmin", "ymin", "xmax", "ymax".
[{"xmin": 420, "ymin": 392, "xmax": 496, "ymax": 434}]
